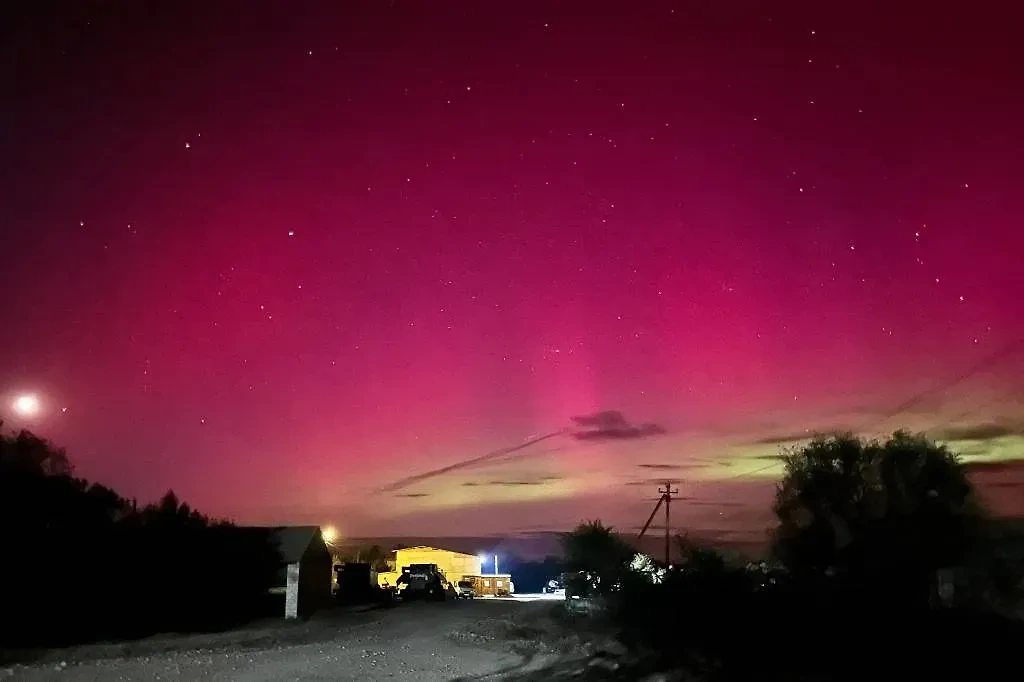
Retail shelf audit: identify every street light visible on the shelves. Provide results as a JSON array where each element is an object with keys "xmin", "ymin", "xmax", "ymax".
[
  {"xmin": 321, "ymin": 525, "xmax": 338, "ymax": 545},
  {"xmin": 478, "ymin": 554, "xmax": 499, "ymax": 574}
]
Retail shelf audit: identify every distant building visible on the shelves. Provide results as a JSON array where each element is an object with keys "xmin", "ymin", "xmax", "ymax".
[
  {"xmin": 251, "ymin": 526, "xmax": 333, "ymax": 619},
  {"xmin": 464, "ymin": 573, "xmax": 513, "ymax": 596},
  {"xmin": 393, "ymin": 545, "xmax": 481, "ymax": 577},
  {"xmin": 376, "ymin": 545, "xmax": 513, "ymax": 592}
]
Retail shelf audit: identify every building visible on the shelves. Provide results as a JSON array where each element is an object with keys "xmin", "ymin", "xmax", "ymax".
[
  {"xmin": 465, "ymin": 573, "xmax": 514, "ymax": 596},
  {"xmin": 255, "ymin": 526, "xmax": 333, "ymax": 619},
  {"xmin": 393, "ymin": 545, "xmax": 482, "ymax": 581},
  {"xmin": 370, "ymin": 545, "xmax": 518, "ymax": 595}
]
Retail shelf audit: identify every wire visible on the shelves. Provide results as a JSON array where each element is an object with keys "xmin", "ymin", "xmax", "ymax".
[
  {"xmin": 375, "ymin": 428, "xmax": 568, "ymax": 493},
  {"xmin": 859, "ymin": 336, "xmax": 1024, "ymax": 436}
]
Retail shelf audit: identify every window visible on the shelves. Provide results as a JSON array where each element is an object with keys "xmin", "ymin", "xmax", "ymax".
[
  {"xmin": 496, "ymin": 580, "xmax": 503, "ymax": 588},
  {"xmin": 483, "ymin": 580, "xmax": 490, "ymax": 587}
]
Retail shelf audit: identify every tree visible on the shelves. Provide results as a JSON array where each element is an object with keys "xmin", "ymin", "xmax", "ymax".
[
  {"xmin": 361, "ymin": 544, "xmax": 389, "ymax": 570},
  {"xmin": 771, "ymin": 430, "xmax": 985, "ymax": 606},
  {"xmin": 140, "ymin": 490, "xmax": 209, "ymax": 529},
  {"xmin": 562, "ymin": 520, "xmax": 635, "ymax": 596},
  {"xmin": 0, "ymin": 423, "xmax": 73, "ymax": 477}
]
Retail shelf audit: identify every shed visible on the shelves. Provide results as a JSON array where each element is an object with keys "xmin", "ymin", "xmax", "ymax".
[{"xmin": 254, "ymin": 526, "xmax": 333, "ymax": 619}]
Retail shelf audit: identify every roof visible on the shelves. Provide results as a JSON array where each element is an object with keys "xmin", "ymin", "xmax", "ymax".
[
  {"xmin": 396, "ymin": 545, "xmax": 479, "ymax": 559},
  {"xmin": 248, "ymin": 526, "xmax": 325, "ymax": 564}
]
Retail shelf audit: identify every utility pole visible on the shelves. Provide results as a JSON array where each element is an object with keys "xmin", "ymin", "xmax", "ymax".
[{"xmin": 637, "ymin": 480, "xmax": 679, "ymax": 566}]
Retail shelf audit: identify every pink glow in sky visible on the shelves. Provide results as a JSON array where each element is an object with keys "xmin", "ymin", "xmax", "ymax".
[{"xmin": 2, "ymin": 1, "xmax": 1023, "ymax": 547}]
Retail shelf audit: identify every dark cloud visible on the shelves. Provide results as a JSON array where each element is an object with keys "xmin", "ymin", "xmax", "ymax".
[
  {"xmin": 988, "ymin": 480, "xmax": 1024, "ymax": 489},
  {"xmin": 932, "ymin": 422, "xmax": 1023, "ymax": 442},
  {"xmin": 750, "ymin": 452, "xmax": 787, "ymax": 461},
  {"xmin": 395, "ymin": 492, "xmax": 430, "ymax": 498},
  {"xmin": 751, "ymin": 434, "xmax": 812, "ymax": 446},
  {"xmin": 677, "ymin": 498, "xmax": 746, "ymax": 507},
  {"xmin": 750, "ymin": 429, "xmax": 852, "ymax": 446},
  {"xmin": 462, "ymin": 475, "xmax": 563, "ymax": 488},
  {"xmin": 570, "ymin": 410, "xmax": 665, "ymax": 441},
  {"xmin": 637, "ymin": 462, "xmax": 697, "ymax": 470},
  {"xmin": 625, "ymin": 478, "xmax": 683, "ymax": 487}
]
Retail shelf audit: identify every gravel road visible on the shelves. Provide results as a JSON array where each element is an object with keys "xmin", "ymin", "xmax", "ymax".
[{"xmin": 3, "ymin": 600, "xmax": 547, "ymax": 682}]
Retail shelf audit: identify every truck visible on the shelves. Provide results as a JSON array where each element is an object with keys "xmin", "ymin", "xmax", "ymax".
[{"xmin": 395, "ymin": 563, "xmax": 448, "ymax": 601}]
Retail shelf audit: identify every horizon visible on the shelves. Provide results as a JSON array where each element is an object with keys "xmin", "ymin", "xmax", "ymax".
[{"xmin": 2, "ymin": 1, "xmax": 1022, "ymax": 539}]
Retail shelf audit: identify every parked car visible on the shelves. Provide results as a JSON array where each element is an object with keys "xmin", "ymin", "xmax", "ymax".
[
  {"xmin": 455, "ymin": 580, "xmax": 476, "ymax": 599},
  {"xmin": 541, "ymin": 577, "xmax": 566, "ymax": 595}
]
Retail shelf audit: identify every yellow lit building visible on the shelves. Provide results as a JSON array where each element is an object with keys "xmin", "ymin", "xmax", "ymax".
[
  {"xmin": 395, "ymin": 546, "xmax": 482, "ymax": 580},
  {"xmin": 372, "ymin": 545, "xmax": 519, "ymax": 594}
]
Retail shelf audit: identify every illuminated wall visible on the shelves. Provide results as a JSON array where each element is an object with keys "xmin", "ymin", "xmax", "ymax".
[{"xmin": 393, "ymin": 546, "xmax": 483, "ymax": 581}]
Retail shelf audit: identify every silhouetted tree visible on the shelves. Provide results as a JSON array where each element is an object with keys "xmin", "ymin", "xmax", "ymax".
[
  {"xmin": 140, "ymin": 489, "xmax": 209, "ymax": 529},
  {"xmin": 771, "ymin": 430, "xmax": 985, "ymax": 607},
  {"xmin": 562, "ymin": 520, "xmax": 635, "ymax": 595},
  {"xmin": 0, "ymin": 422, "xmax": 73, "ymax": 477},
  {"xmin": 362, "ymin": 544, "xmax": 389, "ymax": 570},
  {"xmin": 0, "ymin": 425, "xmax": 279, "ymax": 649}
]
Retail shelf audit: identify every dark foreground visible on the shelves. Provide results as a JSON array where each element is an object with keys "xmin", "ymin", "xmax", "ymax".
[
  {"xmin": 5, "ymin": 597, "xmax": 1024, "ymax": 682},
  {"xmin": 1, "ymin": 599, "xmax": 613, "ymax": 682}
]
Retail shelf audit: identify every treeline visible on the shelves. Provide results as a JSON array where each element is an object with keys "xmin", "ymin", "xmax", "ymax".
[
  {"xmin": 0, "ymin": 425, "xmax": 280, "ymax": 650},
  {"xmin": 564, "ymin": 431, "xmax": 1024, "ymax": 681}
]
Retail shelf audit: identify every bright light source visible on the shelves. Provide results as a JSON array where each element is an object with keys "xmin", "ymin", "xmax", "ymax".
[
  {"xmin": 12, "ymin": 394, "xmax": 40, "ymax": 417},
  {"xmin": 321, "ymin": 525, "xmax": 338, "ymax": 544}
]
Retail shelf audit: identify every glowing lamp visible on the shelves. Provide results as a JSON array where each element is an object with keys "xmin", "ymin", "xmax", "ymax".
[{"xmin": 321, "ymin": 525, "xmax": 338, "ymax": 545}]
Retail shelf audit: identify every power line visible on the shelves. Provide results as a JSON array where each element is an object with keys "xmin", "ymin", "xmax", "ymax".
[
  {"xmin": 860, "ymin": 336, "xmax": 1024, "ymax": 436},
  {"xmin": 637, "ymin": 481, "xmax": 679, "ymax": 565},
  {"xmin": 715, "ymin": 337, "xmax": 1024, "ymax": 485},
  {"xmin": 375, "ymin": 428, "xmax": 568, "ymax": 493}
]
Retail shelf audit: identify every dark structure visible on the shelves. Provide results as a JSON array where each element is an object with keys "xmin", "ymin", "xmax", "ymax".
[
  {"xmin": 250, "ymin": 525, "xmax": 333, "ymax": 618},
  {"xmin": 335, "ymin": 562, "xmax": 376, "ymax": 604}
]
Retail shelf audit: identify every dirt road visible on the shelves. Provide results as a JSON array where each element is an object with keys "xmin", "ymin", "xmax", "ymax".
[{"xmin": 3, "ymin": 600, "xmax": 559, "ymax": 681}]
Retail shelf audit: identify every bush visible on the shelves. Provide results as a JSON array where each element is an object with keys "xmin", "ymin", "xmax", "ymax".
[
  {"xmin": 613, "ymin": 541, "xmax": 761, "ymax": 671},
  {"xmin": 562, "ymin": 520, "xmax": 635, "ymax": 597}
]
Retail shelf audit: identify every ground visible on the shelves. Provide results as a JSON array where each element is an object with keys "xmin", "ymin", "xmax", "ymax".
[{"xmin": 0, "ymin": 596, "xmax": 650, "ymax": 682}]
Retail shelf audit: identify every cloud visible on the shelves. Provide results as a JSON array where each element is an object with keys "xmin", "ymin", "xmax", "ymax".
[
  {"xmin": 988, "ymin": 480, "xmax": 1024, "ymax": 489},
  {"xmin": 462, "ymin": 475, "xmax": 563, "ymax": 488},
  {"xmin": 570, "ymin": 410, "xmax": 666, "ymax": 441},
  {"xmin": 395, "ymin": 492, "xmax": 430, "ymax": 498},
  {"xmin": 932, "ymin": 422, "xmax": 1023, "ymax": 442},
  {"xmin": 750, "ymin": 452, "xmax": 787, "ymax": 461},
  {"xmin": 637, "ymin": 462, "xmax": 697, "ymax": 470},
  {"xmin": 963, "ymin": 460, "xmax": 1024, "ymax": 476},
  {"xmin": 679, "ymin": 498, "xmax": 746, "ymax": 507},
  {"xmin": 624, "ymin": 478, "xmax": 684, "ymax": 487},
  {"xmin": 750, "ymin": 429, "xmax": 853, "ymax": 446}
]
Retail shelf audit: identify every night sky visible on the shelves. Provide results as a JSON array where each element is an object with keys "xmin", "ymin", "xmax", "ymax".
[{"xmin": 3, "ymin": 1, "xmax": 1022, "ymax": 545}]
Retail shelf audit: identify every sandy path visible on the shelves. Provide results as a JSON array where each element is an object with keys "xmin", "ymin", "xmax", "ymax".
[{"xmin": 4, "ymin": 600, "xmax": 539, "ymax": 681}]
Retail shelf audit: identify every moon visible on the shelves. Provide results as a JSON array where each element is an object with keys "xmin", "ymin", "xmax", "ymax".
[{"xmin": 12, "ymin": 394, "xmax": 41, "ymax": 417}]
